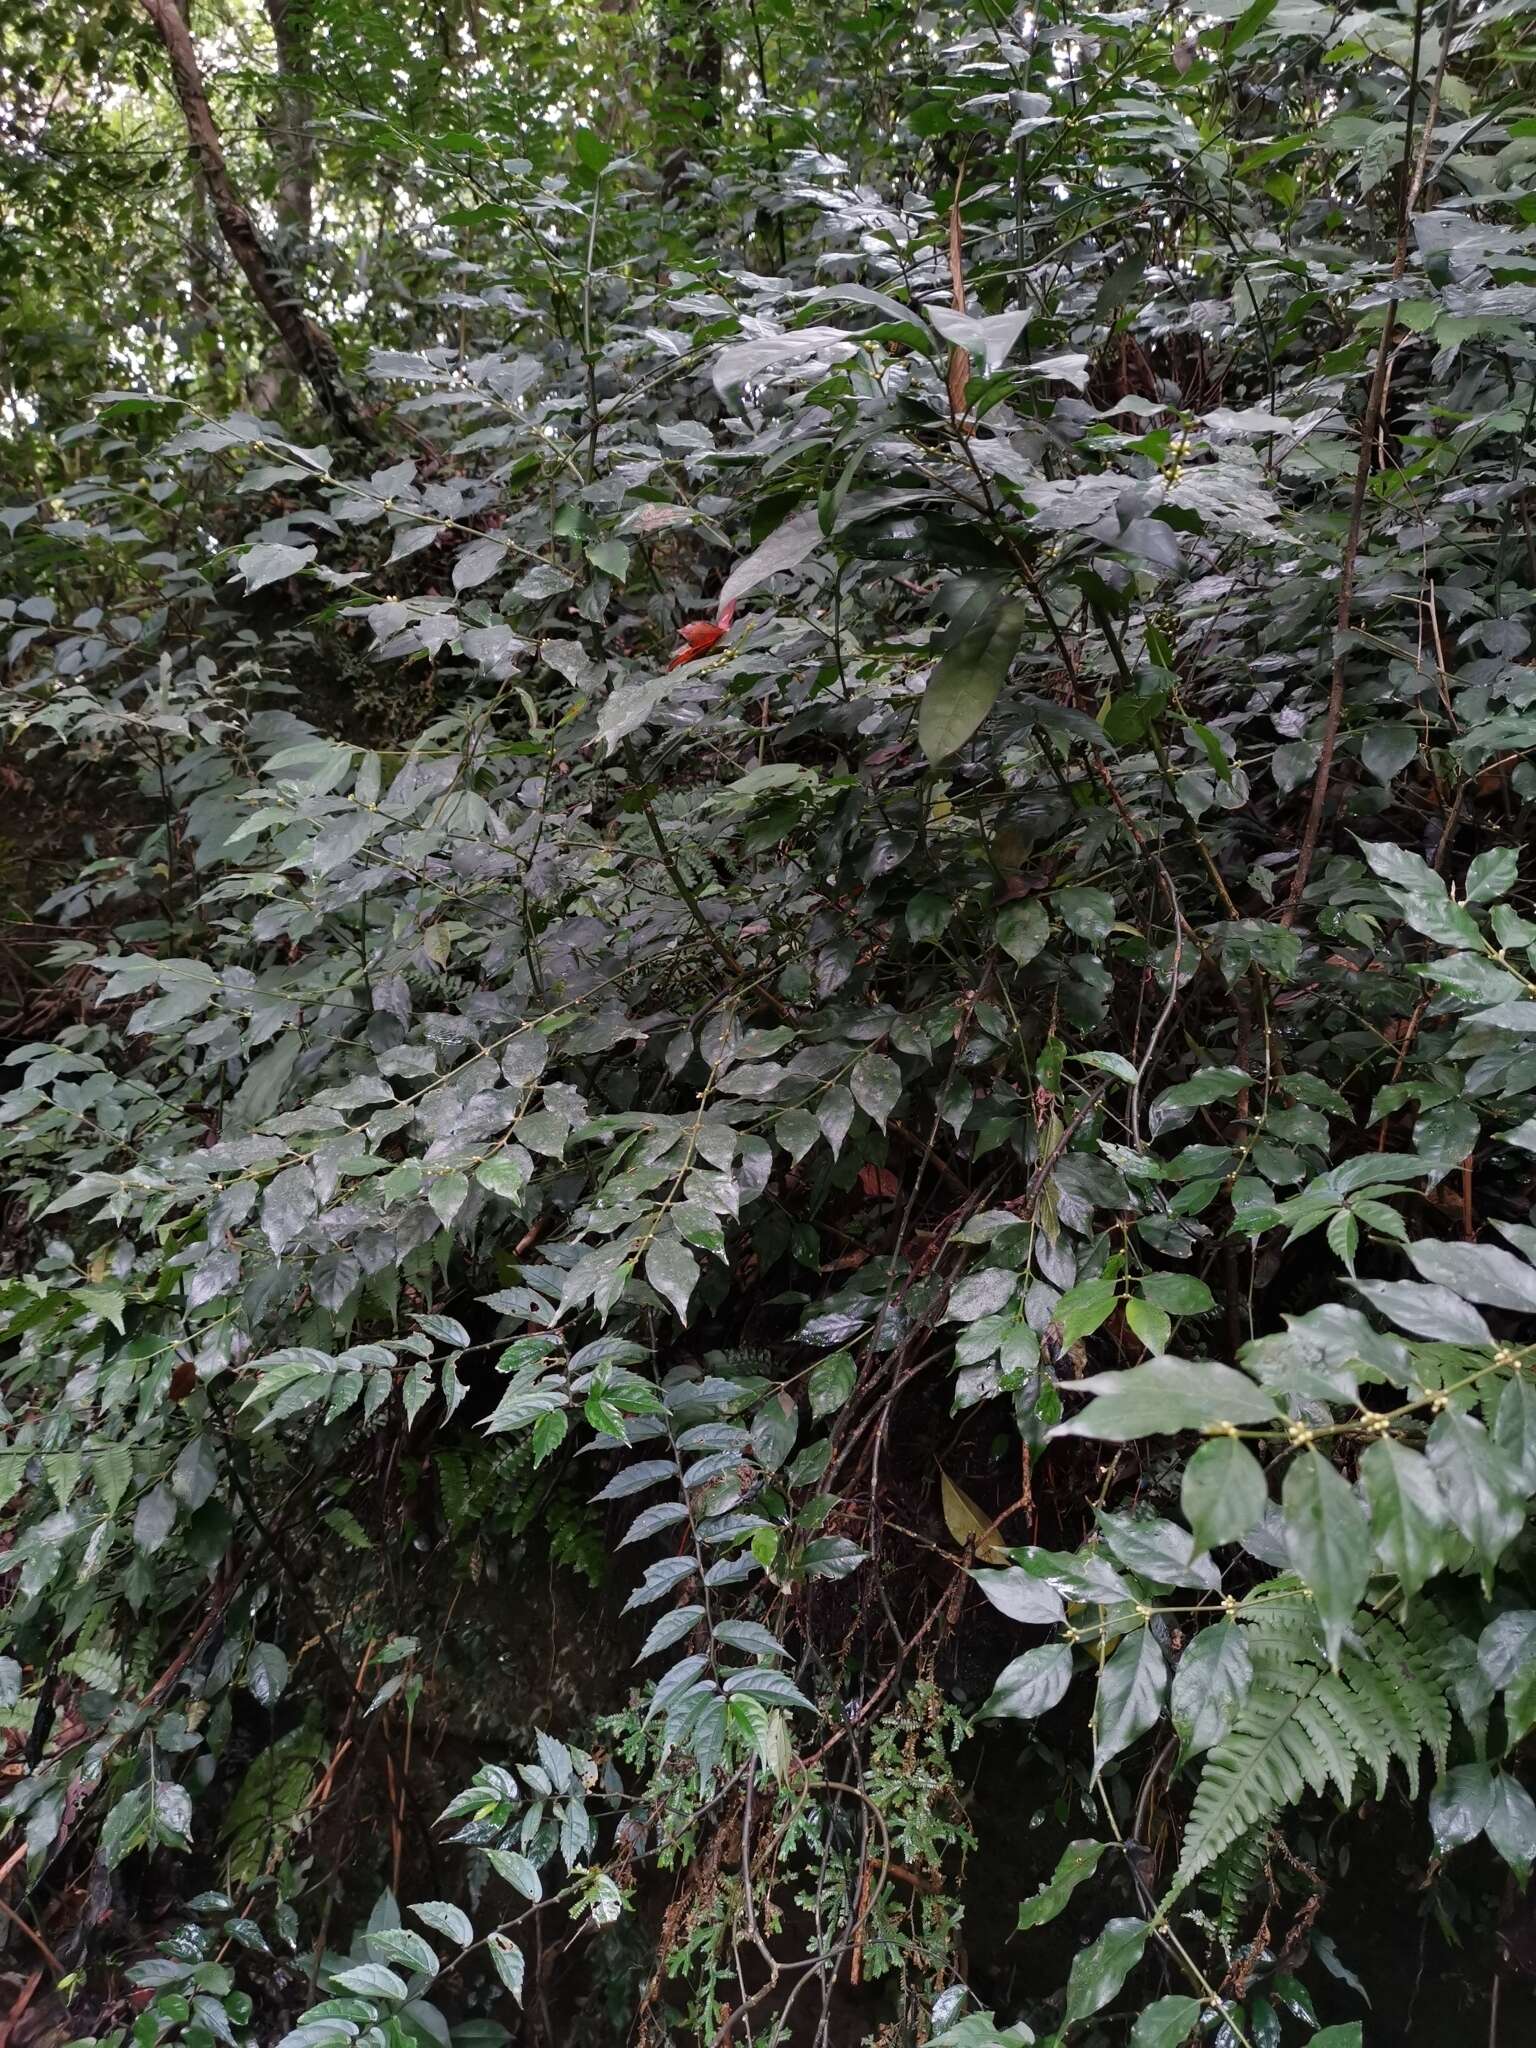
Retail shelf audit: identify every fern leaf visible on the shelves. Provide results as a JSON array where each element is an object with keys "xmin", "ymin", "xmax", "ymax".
[
  {"xmin": 1292, "ymin": 1694, "xmax": 1359, "ymax": 1803},
  {"xmin": 1180, "ymin": 1686, "xmax": 1311, "ymax": 1880},
  {"xmin": 1176, "ymin": 1595, "xmax": 1456, "ymax": 1885},
  {"xmin": 436, "ymin": 1448, "xmax": 470, "ymax": 1530},
  {"xmin": 1211, "ymin": 1825, "xmax": 1271, "ymax": 1947},
  {"xmin": 1312, "ymin": 1670, "xmax": 1391, "ymax": 1799}
]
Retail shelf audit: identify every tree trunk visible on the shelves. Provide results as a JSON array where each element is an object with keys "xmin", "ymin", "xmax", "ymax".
[
  {"xmin": 170, "ymin": 0, "xmax": 223, "ymax": 369},
  {"xmin": 137, "ymin": 0, "xmax": 372, "ymax": 444},
  {"xmin": 263, "ymin": 0, "xmax": 315, "ymax": 257},
  {"xmin": 656, "ymin": 0, "xmax": 722, "ymax": 197}
]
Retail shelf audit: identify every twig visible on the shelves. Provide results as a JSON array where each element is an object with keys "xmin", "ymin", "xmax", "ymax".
[{"xmin": 0, "ymin": 1889, "xmax": 63, "ymax": 1979}]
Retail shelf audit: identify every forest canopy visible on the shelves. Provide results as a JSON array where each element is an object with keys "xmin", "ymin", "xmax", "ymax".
[{"xmin": 6, "ymin": 1, "xmax": 1536, "ymax": 2044}]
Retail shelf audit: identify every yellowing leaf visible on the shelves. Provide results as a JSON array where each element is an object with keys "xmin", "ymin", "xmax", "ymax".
[{"xmin": 941, "ymin": 1471, "xmax": 1007, "ymax": 1564}]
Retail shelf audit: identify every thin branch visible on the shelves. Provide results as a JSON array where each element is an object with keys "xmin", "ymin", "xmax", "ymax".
[{"xmin": 1283, "ymin": 0, "xmax": 1454, "ymax": 920}]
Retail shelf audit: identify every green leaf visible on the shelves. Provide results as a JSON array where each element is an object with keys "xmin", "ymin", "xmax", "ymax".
[
  {"xmin": 1138, "ymin": 1273, "xmax": 1214, "ymax": 1316},
  {"xmin": 928, "ymin": 304, "xmax": 1030, "ymax": 374},
  {"xmin": 1147, "ymin": 1068, "xmax": 1247, "ymax": 1137},
  {"xmin": 723, "ymin": 1665, "xmax": 815, "ymax": 1712},
  {"xmin": 1054, "ymin": 1359, "xmax": 1280, "ymax": 1441},
  {"xmin": 530, "ymin": 1408, "xmax": 569, "ymax": 1465},
  {"xmin": 1508, "ymin": 1660, "xmax": 1536, "ymax": 1749},
  {"xmin": 1465, "ymin": 847, "xmax": 1518, "ymax": 902},
  {"xmin": 1071, "ymin": 1050, "xmax": 1139, "ymax": 1084},
  {"xmin": 996, "ymin": 899, "xmax": 1049, "ymax": 966},
  {"xmin": 1125, "ymin": 1295, "xmax": 1171, "ymax": 1354},
  {"xmin": 970, "ymin": 1567, "xmax": 1066, "ymax": 1625},
  {"xmin": 1181, "ymin": 1436, "xmax": 1267, "ymax": 1552},
  {"xmin": 482, "ymin": 1380, "xmax": 566, "ymax": 1436},
  {"xmin": 1361, "ymin": 723, "xmax": 1418, "ymax": 783},
  {"xmin": 477, "ymin": 1156, "xmax": 531, "ymax": 1200},
  {"xmin": 645, "ymin": 1235, "xmax": 700, "ymax": 1322},
  {"xmin": 427, "ymin": 1172, "xmax": 469, "ymax": 1228},
  {"xmin": 905, "ymin": 891, "xmax": 953, "ymax": 943},
  {"xmin": 1062, "ymin": 1917, "xmax": 1148, "ymax": 2026},
  {"xmin": 1399, "ymin": 890, "xmax": 1480, "ymax": 949},
  {"xmin": 149, "ymin": 1779, "xmax": 190, "ymax": 1850},
  {"xmin": 1170, "ymin": 1621, "xmax": 1252, "ymax": 1757},
  {"xmin": 366, "ymin": 1928, "xmax": 438, "ymax": 1980},
  {"xmin": 979, "ymin": 1643, "xmax": 1073, "ymax": 1721},
  {"xmin": 850, "ymin": 1052, "xmax": 901, "ymax": 1129},
  {"xmin": 101, "ymin": 1787, "xmax": 152, "ymax": 1869},
  {"xmin": 411, "ymin": 1901, "xmax": 473, "ymax": 1948},
  {"xmin": 238, "ymin": 540, "xmax": 315, "ymax": 591},
  {"xmin": 1430, "ymin": 1761, "xmax": 1494, "ymax": 1853},
  {"xmin": 1327, "ymin": 1205, "xmax": 1359, "ymax": 1273},
  {"xmin": 1273, "ymin": 739, "xmax": 1319, "ymax": 792},
  {"xmin": 718, "ymin": 503, "xmax": 823, "ymax": 610},
  {"xmin": 587, "ymin": 537, "xmax": 630, "ymax": 578},
  {"xmin": 1054, "ymin": 887, "xmax": 1115, "ymax": 941},
  {"xmin": 1016, "ymin": 1839, "xmax": 1108, "ymax": 1932},
  {"xmin": 919, "ymin": 598, "xmax": 1029, "ymax": 762},
  {"xmin": 931, "ymin": 2015, "xmax": 1035, "ymax": 2048},
  {"xmin": 488, "ymin": 1933, "xmax": 525, "ymax": 2005},
  {"xmin": 1358, "ymin": 841, "xmax": 1441, "ymax": 894},
  {"xmin": 1096, "ymin": 1509, "xmax": 1213, "ymax": 1589},
  {"xmin": 635, "ymin": 1605, "xmax": 704, "ymax": 1662},
  {"xmin": 574, "ymin": 127, "xmax": 613, "ymax": 172},
  {"xmin": 1406, "ymin": 1239, "xmax": 1536, "ymax": 1311},
  {"xmin": 1128, "ymin": 1996, "xmax": 1203, "ymax": 2047},
  {"xmin": 808, "ymin": 1349, "xmax": 856, "ymax": 1417},
  {"xmin": 333, "ymin": 1963, "xmax": 409, "ymax": 2002},
  {"xmin": 1281, "ymin": 1449, "xmax": 1369, "ymax": 1664},
  {"xmin": 488, "ymin": 1847, "xmax": 544, "ymax": 1901},
  {"xmin": 75, "ymin": 1284, "xmax": 127, "ymax": 1332},
  {"xmin": 1359, "ymin": 1438, "xmax": 1447, "ymax": 1597},
  {"xmin": 402, "ymin": 1358, "xmax": 432, "ymax": 1426},
  {"xmin": 1093, "ymin": 1627, "xmax": 1167, "ymax": 1769},
  {"xmin": 1486, "ymin": 1770, "xmax": 1536, "ymax": 1875},
  {"xmin": 134, "ymin": 1484, "xmax": 177, "ymax": 1553},
  {"xmin": 1427, "ymin": 1410, "xmax": 1523, "ymax": 1570},
  {"xmin": 1054, "ymin": 1274, "xmax": 1117, "ymax": 1346},
  {"xmin": 773, "ymin": 1106, "xmax": 821, "ymax": 1162},
  {"xmin": 1187, "ymin": 719, "xmax": 1233, "ymax": 781},
  {"xmin": 750, "ymin": 1391, "xmax": 798, "ymax": 1471},
  {"xmin": 1354, "ymin": 1279, "xmax": 1492, "ymax": 1348},
  {"xmin": 1478, "ymin": 1610, "xmax": 1536, "ymax": 1697},
  {"xmin": 246, "ymin": 1642, "xmax": 289, "ymax": 1707},
  {"xmin": 1496, "ymin": 1372, "xmax": 1536, "ymax": 1491}
]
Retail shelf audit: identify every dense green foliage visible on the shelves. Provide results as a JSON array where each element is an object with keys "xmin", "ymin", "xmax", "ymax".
[{"xmin": 8, "ymin": 0, "xmax": 1536, "ymax": 2043}]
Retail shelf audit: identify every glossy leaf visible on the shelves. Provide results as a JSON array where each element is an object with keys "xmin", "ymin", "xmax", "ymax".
[{"xmin": 1281, "ymin": 1449, "xmax": 1369, "ymax": 1664}]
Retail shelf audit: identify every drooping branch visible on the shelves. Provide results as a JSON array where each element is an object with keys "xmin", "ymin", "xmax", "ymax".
[{"xmin": 136, "ymin": 0, "xmax": 373, "ymax": 444}]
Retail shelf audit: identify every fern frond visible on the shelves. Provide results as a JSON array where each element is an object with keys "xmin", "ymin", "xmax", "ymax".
[
  {"xmin": 1211, "ymin": 1825, "xmax": 1271, "ymax": 1947},
  {"xmin": 1310, "ymin": 1669, "xmax": 1392, "ymax": 1798},
  {"xmin": 1176, "ymin": 1596, "xmax": 1455, "ymax": 1885},
  {"xmin": 435, "ymin": 1448, "xmax": 471, "ymax": 1530}
]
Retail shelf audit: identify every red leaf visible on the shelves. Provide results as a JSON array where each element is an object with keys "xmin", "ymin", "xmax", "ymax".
[
  {"xmin": 667, "ymin": 620, "xmax": 728, "ymax": 669},
  {"xmin": 858, "ymin": 1164, "xmax": 899, "ymax": 1200}
]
